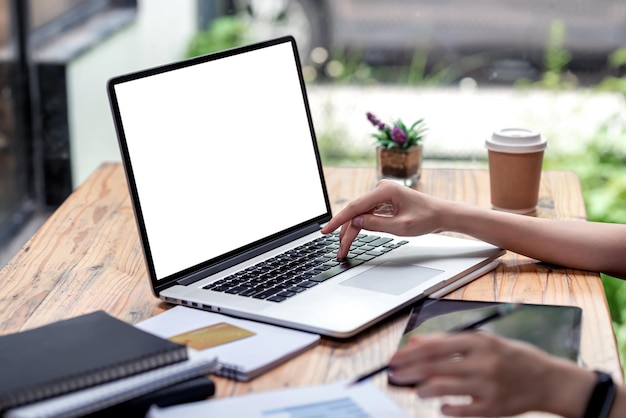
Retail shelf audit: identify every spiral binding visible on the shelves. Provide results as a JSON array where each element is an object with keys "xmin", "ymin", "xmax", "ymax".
[
  {"xmin": 4, "ymin": 357, "xmax": 218, "ymax": 418},
  {"xmin": 213, "ymin": 362, "xmax": 246, "ymax": 380},
  {"xmin": 3, "ymin": 346, "xmax": 188, "ymax": 412}
]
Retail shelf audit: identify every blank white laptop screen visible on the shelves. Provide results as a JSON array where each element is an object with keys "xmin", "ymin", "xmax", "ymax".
[{"xmin": 113, "ymin": 42, "xmax": 328, "ymax": 280}]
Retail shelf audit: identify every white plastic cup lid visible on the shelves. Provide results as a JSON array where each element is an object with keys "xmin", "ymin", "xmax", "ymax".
[{"xmin": 485, "ymin": 128, "xmax": 547, "ymax": 153}]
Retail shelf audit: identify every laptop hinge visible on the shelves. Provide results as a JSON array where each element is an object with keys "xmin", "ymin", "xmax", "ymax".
[{"xmin": 176, "ymin": 223, "xmax": 322, "ymax": 286}]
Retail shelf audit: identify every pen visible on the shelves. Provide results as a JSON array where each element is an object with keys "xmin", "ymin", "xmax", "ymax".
[
  {"xmin": 347, "ymin": 302, "xmax": 522, "ymax": 386},
  {"xmin": 448, "ymin": 302, "xmax": 522, "ymax": 333}
]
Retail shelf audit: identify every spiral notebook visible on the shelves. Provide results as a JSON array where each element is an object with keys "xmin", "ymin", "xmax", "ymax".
[
  {"xmin": 0, "ymin": 311, "xmax": 189, "ymax": 413},
  {"xmin": 4, "ymin": 353, "xmax": 218, "ymax": 418},
  {"xmin": 136, "ymin": 306, "xmax": 320, "ymax": 381}
]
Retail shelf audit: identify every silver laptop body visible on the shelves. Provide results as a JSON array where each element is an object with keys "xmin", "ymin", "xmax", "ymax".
[{"xmin": 107, "ymin": 36, "xmax": 505, "ymax": 338}]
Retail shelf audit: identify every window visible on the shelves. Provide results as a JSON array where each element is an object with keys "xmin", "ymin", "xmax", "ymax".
[{"xmin": 0, "ymin": 0, "xmax": 136, "ymax": 257}]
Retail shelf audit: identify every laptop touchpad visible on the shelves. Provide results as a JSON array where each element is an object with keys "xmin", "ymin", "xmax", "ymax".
[{"xmin": 340, "ymin": 261, "xmax": 444, "ymax": 295}]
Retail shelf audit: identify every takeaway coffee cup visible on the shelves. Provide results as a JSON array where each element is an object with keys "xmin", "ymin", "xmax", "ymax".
[{"xmin": 486, "ymin": 128, "xmax": 547, "ymax": 214}]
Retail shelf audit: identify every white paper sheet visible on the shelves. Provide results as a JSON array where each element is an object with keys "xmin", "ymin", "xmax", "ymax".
[
  {"xmin": 147, "ymin": 380, "xmax": 410, "ymax": 418},
  {"xmin": 136, "ymin": 306, "xmax": 320, "ymax": 380}
]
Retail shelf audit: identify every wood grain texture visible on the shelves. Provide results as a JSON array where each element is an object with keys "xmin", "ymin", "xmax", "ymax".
[{"xmin": 0, "ymin": 163, "xmax": 620, "ymax": 417}]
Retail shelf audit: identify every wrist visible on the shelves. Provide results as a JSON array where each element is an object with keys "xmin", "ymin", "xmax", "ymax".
[
  {"xmin": 442, "ymin": 201, "xmax": 485, "ymax": 235},
  {"xmin": 539, "ymin": 360, "xmax": 596, "ymax": 418}
]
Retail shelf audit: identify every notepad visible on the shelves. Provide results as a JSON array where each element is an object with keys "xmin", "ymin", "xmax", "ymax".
[
  {"xmin": 0, "ymin": 311, "xmax": 189, "ymax": 413},
  {"xmin": 4, "ymin": 353, "xmax": 218, "ymax": 418},
  {"xmin": 136, "ymin": 306, "xmax": 321, "ymax": 381}
]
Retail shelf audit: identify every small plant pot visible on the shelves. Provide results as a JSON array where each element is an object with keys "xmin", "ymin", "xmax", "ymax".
[{"xmin": 376, "ymin": 144, "xmax": 423, "ymax": 187}]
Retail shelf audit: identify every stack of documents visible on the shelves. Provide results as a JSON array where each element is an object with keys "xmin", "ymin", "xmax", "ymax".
[
  {"xmin": 1, "ymin": 311, "xmax": 219, "ymax": 418},
  {"xmin": 6, "ymin": 353, "xmax": 218, "ymax": 418}
]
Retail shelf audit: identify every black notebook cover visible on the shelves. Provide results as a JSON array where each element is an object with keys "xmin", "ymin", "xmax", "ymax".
[{"xmin": 0, "ymin": 311, "xmax": 188, "ymax": 412}]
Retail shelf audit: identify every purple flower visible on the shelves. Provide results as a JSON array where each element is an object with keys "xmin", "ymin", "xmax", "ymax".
[
  {"xmin": 391, "ymin": 125, "xmax": 406, "ymax": 145},
  {"xmin": 366, "ymin": 112, "xmax": 386, "ymax": 131},
  {"xmin": 366, "ymin": 111, "xmax": 426, "ymax": 149}
]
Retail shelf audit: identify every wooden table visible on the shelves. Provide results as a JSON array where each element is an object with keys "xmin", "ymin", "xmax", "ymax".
[{"xmin": 0, "ymin": 163, "xmax": 621, "ymax": 417}]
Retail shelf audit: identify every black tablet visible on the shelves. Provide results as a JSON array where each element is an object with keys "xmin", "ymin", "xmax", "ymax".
[{"xmin": 399, "ymin": 298, "xmax": 582, "ymax": 362}]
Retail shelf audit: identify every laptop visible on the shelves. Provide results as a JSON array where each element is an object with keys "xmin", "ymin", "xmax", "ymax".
[{"xmin": 107, "ymin": 35, "xmax": 505, "ymax": 338}]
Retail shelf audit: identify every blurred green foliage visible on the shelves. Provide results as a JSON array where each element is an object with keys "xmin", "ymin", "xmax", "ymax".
[
  {"xmin": 596, "ymin": 47, "xmax": 626, "ymax": 98},
  {"xmin": 186, "ymin": 16, "xmax": 247, "ymax": 58},
  {"xmin": 515, "ymin": 19, "xmax": 576, "ymax": 90},
  {"xmin": 545, "ymin": 114, "xmax": 626, "ymax": 372}
]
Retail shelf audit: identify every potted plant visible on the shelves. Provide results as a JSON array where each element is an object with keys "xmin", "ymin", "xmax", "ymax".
[{"xmin": 367, "ymin": 112, "xmax": 427, "ymax": 187}]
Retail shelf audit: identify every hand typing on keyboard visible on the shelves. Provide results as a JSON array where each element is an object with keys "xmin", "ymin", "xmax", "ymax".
[
  {"xmin": 321, "ymin": 181, "xmax": 445, "ymax": 259},
  {"xmin": 202, "ymin": 232, "xmax": 407, "ymax": 303}
]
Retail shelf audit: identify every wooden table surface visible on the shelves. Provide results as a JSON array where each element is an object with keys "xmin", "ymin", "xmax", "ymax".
[{"xmin": 0, "ymin": 163, "xmax": 621, "ymax": 417}]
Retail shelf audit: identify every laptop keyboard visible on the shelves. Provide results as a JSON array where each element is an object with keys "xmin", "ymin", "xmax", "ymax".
[{"xmin": 202, "ymin": 232, "xmax": 408, "ymax": 303}]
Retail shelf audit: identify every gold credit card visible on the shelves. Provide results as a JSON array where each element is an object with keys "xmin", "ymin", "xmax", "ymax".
[{"xmin": 169, "ymin": 322, "xmax": 256, "ymax": 350}]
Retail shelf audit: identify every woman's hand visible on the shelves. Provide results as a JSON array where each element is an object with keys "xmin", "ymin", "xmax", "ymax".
[
  {"xmin": 320, "ymin": 181, "xmax": 449, "ymax": 259},
  {"xmin": 388, "ymin": 332, "xmax": 596, "ymax": 417}
]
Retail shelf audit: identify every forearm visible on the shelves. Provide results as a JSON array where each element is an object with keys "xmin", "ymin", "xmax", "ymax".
[
  {"xmin": 539, "ymin": 360, "xmax": 595, "ymax": 418},
  {"xmin": 441, "ymin": 201, "xmax": 626, "ymax": 279}
]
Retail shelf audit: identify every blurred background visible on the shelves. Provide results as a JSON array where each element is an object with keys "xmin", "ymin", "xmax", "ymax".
[{"xmin": 0, "ymin": 0, "xmax": 625, "ymax": 368}]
